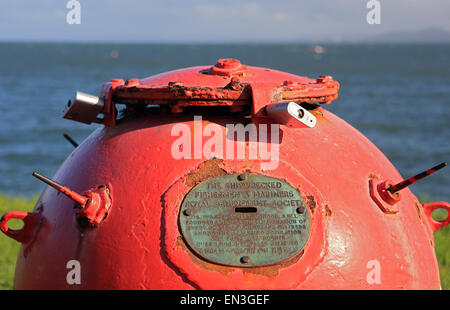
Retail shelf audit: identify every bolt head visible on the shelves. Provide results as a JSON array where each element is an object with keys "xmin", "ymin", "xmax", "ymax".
[
  {"xmin": 183, "ymin": 209, "xmax": 191, "ymax": 216},
  {"xmin": 125, "ymin": 78, "xmax": 140, "ymax": 87},
  {"xmin": 216, "ymin": 58, "xmax": 240, "ymax": 69},
  {"xmin": 296, "ymin": 207, "xmax": 305, "ymax": 214},
  {"xmin": 283, "ymin": 80, "xmax": 298, "ymax": 86},
  {"xmin": 316, "ymin": 75, "xmax": 333, "ymax": 83},
  {"xmin": 237, "ymin": 174, "xmax": 246, "ymax": 181}
]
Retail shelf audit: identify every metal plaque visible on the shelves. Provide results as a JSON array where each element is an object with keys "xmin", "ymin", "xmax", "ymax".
[{"xmin": 179, "ymin": 174, "xmax": 310, "ymax": 267}]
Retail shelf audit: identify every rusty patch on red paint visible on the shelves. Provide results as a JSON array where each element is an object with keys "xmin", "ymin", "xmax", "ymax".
[
  {"xmin": 306, "ymin": 195, "xmax": 316, "ymax": 214},
  {"xmin": 415, "ymin": 202, "xmax": 422, "ymax": 220},
  {"xmin": 241, "ymin": 249, "xmax": 305, "ymax": 277},
  {"xmin": 413, "ymin": 200, "xmax": 436, "ymax": 248},
  {"xmin": 185, "ymin": 158, "xmax": 227, "ymax": 187},
  {"xmin": 309, "ymin": 107, "xmax": 323, "ymax": 117},
  {"xmin": 169, "ymin": 84, "xmax": 215, "ymax": 98},
  {"xmin": 325, "ymin": 205, "xmax": 332, "ymax": 217},
  {"xmin": 224, "ymin": 78, "xmax": 245, "ymax": 91},
  {"xmin": 176, "ymin": 236, "xmax": 234, "ymax": 275}
]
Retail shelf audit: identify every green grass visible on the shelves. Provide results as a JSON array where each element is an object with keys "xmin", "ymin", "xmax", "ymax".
[
  {"xmin": 0, "ymin": 195, "xmax": 38, "ymax": 290},
  {"xmin": 0, "ymin": 194, "xmax": 448, "ymax": 289},
  {"xmin": 435, "ymin": 225, "xmax": 450, "ymax": 289}
]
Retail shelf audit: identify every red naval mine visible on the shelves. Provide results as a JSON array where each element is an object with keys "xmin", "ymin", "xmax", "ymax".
[{"xmin": 1, "ymin": 58, "xmax": 449, "ymax": 289}]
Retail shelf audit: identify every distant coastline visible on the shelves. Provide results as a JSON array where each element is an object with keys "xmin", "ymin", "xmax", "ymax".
[{"xmin": 0, "ymin": 28, "xmax": 449, "ymax": 45}]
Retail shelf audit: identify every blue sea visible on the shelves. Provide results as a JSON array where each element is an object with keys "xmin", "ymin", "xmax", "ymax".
[{"xmin": 0, "ymin": 43, "xmax": 448, "ymax": 201}]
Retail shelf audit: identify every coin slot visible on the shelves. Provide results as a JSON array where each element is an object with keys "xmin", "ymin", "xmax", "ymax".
[{"xmin": 234, "ymin": 207, "xmax": 257, "ymax": 213}]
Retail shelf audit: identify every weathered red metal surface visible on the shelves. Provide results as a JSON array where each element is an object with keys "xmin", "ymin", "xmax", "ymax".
[
  {"xmin": 99, "ymin": 59, "xmax": 339, "ymax": 126},
  {"xmin": 2, "ymin": 59, "xmax": 448, "ymax": 289}
]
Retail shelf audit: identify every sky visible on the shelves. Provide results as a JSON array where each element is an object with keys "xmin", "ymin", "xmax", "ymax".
[{"xmin": 1, "ymin": 0, "xmax": 450, "ymax": 43}]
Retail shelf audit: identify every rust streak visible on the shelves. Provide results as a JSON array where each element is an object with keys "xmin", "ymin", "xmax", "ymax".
[
  {"xmin": 325, "ymin": 205, "xmax": 332, "ymax": 217},
  {"xmin": 306, "ymin": 195, "xmax": 316, "ymax": 214}
]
